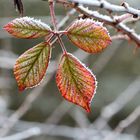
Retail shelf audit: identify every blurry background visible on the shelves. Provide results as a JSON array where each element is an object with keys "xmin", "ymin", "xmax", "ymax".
[{"xmin": 0, "ymin": 0, "xmax": 140, "ymax": 140}]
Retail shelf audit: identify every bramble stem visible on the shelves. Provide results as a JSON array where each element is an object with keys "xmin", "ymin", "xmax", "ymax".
[
  {"xmin": 57, "ymin": 35, "xmax": 67, "ymax": 54},
  {"xmin": 45, "ymin": 33, "xmax": 55, "ymax": 43},
  {"xmin": 49, "ymin": 0, "xmax": 67, "ymax": 53},
  {"xmin": 49, "ymin": 0, "xmax": 57, "ymax": 31}
]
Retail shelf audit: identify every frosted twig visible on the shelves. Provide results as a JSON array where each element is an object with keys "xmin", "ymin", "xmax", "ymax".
[
  {"xmin": 69, "ymin": 0, "xmax": 140, "ymax": 17},
  {"xmin": 56, "ymin": 0, "xmax": 140, "ymax": 47}
]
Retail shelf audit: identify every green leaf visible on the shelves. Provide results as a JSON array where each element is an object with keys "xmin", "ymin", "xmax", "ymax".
[
  {"xmin": 67, "ymin": 19, "xmax": 111, "ymax": 53},
  {"xmin": 14, "ymin": 42, "xmax": 51, "ymax": 91},
  {"xmin": 4, "ymin": 17, "xmax": 52, "ymax": 39},
  {"xmin": 56, "ymin": 53, "xmax": 97, "ymax": 112}
]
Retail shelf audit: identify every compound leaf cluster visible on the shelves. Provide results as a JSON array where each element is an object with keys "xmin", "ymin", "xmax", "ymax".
[{"xmin": 4, "ymin": 16, "xmax": 111, "ymax": 112}]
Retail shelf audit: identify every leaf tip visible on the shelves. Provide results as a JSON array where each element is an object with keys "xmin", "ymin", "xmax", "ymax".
[
  {"xmin": 85, "ymin": 103, "xmax": 91, "ymax": 113},
  {"xmin": 3, "ymin": 24, "xmax": 9, "ymax": 30},
  {"xmin": 56, "ymin": 53, "xmax": 97, "ymax": 113},
  {"xmin": 18, "ymin": 85, "xmax": 26, "ymax": 91}
]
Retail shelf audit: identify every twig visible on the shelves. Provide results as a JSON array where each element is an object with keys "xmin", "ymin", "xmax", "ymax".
[
  {"xmin": 69, "ymin": 0, "xmax": 140, "ymax": 17},
  {"xmin": 70, "ymin": 108, "xmax": 90, "ymax": 128},
  {"xmin": 49, "ymin": 0, "xmax": 57, "ymax": 31},
  {"xmin": 45, "ymin": 101, "xmax": 73, "ymax": 123},
  {"xmin": 57, "ymin": 9, "xmax": 76, "ymax": 29},
  {"xmin": 49, "ymin": 0, "xmax": 67, "ymax": 53},
  {"xmin": 103, "ymin": 106, "xmax": 140, "ymax": 140},
  {"xmin": 0, "ymin": 74, "xmax": 53, "ymax": 137},
  {"xmin": 0, "ymin": 121, "xmax": 137, "ymax": 140},
  {"xmin": 0, "ymin": 127, "xmax": 41, "ymax": 140},
  {"xmin": 56, "ymin": 0, "xmax": 140, "ymax": 47},
  {"xmin": 93, "ymin": 77, "xmax": 140, "ymax": 130},
  {"xmin": 111, "ymin": 34, "xmax": 130, "ymax": 41},
  {"xmin": 116, "ymin": 106, "xmax": 140, "ymax": 133}
]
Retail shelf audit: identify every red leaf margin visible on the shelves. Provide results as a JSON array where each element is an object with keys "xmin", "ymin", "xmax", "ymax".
[
  {"xmin": 66, "ymin": 18, "xmax": 111, "ymax": 53},
  {"xmin": 14, "ymin": 42, "xmax": 51, "ymax": 91},
  {"xmin": 56, "ymin": 53, "xmax": 97, "ymax": 112}
]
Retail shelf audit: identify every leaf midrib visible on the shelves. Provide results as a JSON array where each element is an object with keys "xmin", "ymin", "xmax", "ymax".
[
  {"xmin": 69, "ymin": 33, "xmax": 108, "ymax": 40},
  {"xmin": 22, "ymin": 45, "xmax": 47, "ymax": 85},
  {"xmin": 13, "ymin": 26, "xmax": 50, "ymax": 33},
  {"xmin": 65, "ymin": 55, "xmax": 83, "ymax": 96}
]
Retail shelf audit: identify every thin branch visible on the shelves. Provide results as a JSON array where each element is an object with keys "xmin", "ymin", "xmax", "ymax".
[
  {"xmin": 103, "ymin": 106, "xmax": 140, "ymax": 140},
  {"xmin": 0, "ymin": 75, "xmax": 53, "ymax": 137},
  {"xmin": 70, "ymin": 108, "xmax": 90, "ymax": 128},
  {"xmin": 69, "ymin": 0, "xmax": 140, "ymax": 17},
  {"xmin": 49, "ymin": 0, "xmax": 67, "ymax": 53},
  {"xmin": 0, "ymin": 121, "xmax": 137, "ymax": 140},
  {"xmin": 57, "ymin": 9, "xmax": 76, "ymax": 29},
  {"xmin": 45, "ymin": 101, "xmax": 73, "ymax": 124},
  {"xmin": 93, "ymin": 77, "xmax": 140, "ymax": 130},
  {"xmin": 111, "ymin": 34, "xmax": 130, "ymax": 41},
  {"xmin": 49, "ymin": 0, "xmax": 57, "ymax": 31},
  {"xmin": 56, "ymin": 0, "xmax": 140, "ymax": 47},
  {"xmin": 57, "ymin": 35, "xmax": 67, "ymax": 53},
  {"xmin": 116, "ymin": 106, "xmax": 140, "ymax": 133},
  {"xmin": 0, "ymin": 127, "xmax": 41, "ymax": 140}
]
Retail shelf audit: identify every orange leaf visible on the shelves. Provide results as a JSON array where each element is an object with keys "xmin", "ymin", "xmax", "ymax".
[
  {"xmin": 67, "ymin": 19, "xmax": 111, "ymax": 53},
  {"xmin": 14, "ymin": 42, "xmax": 51, "ymax": 91},
  {"xmin": 4, "ymin": 17, "xmax": 52, "ymax": 39},
  {"xmin": 56, "ymin": 53, "xmax": 97, "ymax": 112}
]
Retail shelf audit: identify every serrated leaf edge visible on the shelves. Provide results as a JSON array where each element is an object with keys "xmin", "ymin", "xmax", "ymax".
[{"xmin": 56, "ymin": 53, "xmax": 97, "ymax": 112}]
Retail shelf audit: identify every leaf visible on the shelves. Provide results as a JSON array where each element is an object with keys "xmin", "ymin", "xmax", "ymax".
[
  {"xmin": 67, "ymin": 19, "xmax": 111, "ymax": 53},
  {"xmin": 56, "ymin": 53, "xmax": 97, "ymax": 112},
  {"xmin": 4, "ymin": 17, "xmax": 52, "ymax": 39},
  {"xmin": 14, "ymin": 42, "xmax": 51, "ymax": 91}
]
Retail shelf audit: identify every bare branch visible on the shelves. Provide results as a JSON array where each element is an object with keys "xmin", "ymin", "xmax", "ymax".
[
  {"xmin": 103, "ymin": 106, "xmax": 140, "ymax": 140},
  {"xmin": 69, "ymin": 0, "xmax": 140, "ymax": 17},
  {"xmin": 56, "ymin": 0, "xmax": 140, "ymax": 47},
  {"xmin": 0, "ymin": 74, "xmax": 53, "ymax": 137},
  {"xmin": 93, "ymin": 77, "xmax": 140, "ymax": 130},
  {"xmin": 0, "ymin": 121, "xmax": 137, "ymax": 140}
]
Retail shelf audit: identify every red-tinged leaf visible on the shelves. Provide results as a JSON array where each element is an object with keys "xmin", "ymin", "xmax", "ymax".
[
  {"xmin": 67, "ymin": 19, "xmax": 111, "ymax": 53},
  {"xmin": 14, "ymin": 42, "xmax": 51, "ymax": 91},
  {"xmin": 4, "ymin": 17, "xmax": 52, "ymax": 39},
  {"xmin": 56, "ymin": 53, "xmax": 97, "ymax": 112}
]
